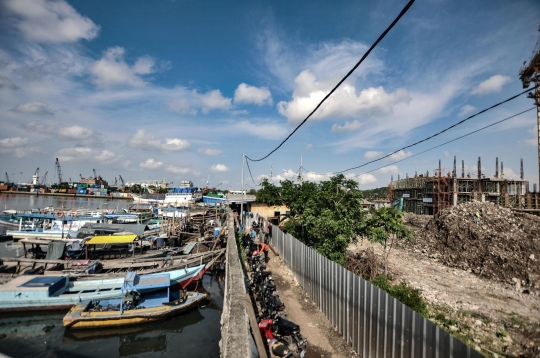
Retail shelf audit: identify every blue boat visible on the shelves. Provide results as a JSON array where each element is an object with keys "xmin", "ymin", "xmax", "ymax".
[{"xmin": 0, "ymin": 264, "xmax": 205, "ymax": 311}]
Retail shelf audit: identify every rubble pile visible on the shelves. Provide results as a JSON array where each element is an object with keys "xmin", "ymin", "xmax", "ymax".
[{"xmin": 400, "ymin": 201, "xmax": 540, "ymax": 288}]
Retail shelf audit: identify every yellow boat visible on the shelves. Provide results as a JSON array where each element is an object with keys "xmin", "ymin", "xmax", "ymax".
[{"xmin": 63, "ymin": 271, "xmax": 206, "ymax": 329}]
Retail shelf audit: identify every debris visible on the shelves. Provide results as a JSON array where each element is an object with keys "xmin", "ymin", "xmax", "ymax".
[{"xmin": 400, "ymin": 201, "xmax": 540, "ymax": 288}]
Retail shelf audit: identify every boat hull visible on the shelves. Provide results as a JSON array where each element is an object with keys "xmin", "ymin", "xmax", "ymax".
[
  {"xmin": 63, "ymin": 292, "xmax": 206, "ymax": 329},
  {"xmin": 0, "ymin": 265, "xmax": 205, "ymax": 311}
]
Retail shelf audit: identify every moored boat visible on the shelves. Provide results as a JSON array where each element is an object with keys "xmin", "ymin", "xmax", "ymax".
[
  {"xmin": 63, "ymin": 272, "xmax": 207, "ymax": 329},
  {"xmin": 0, "ymin": 264, "xmax": 206, "ymax": 311}
]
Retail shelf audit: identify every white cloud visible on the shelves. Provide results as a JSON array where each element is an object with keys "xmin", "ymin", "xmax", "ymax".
[
  {"xmin": 3, "ymin": 0, "xmax": 100, "ymax": 43},
  {"xmin": 139, "ymin": 158, "xmax": 163, "ymax": 169},
  {"xmin": 11, "ymin": 102, "xmax": 53, "ymax": 115},
  {"xmin": 56, "ymin": 147, "xmax": 116, "ymax": 163},
  {"xmin": 168, "ymin": 89, "xmax": 233, "ymax": 115},
  {"xmin": 199, "ymin": 90, "xmax": 232, "ymax": 113},
  {"xmin": 198, "ymin": 148, "xmax": 222, "ymax": 156},
  {"xmin": 165, "ymin": 165, "xmax": 199, "ymax": 176},
  {"xmin": 305, "ymin": 143, "xmax": 313, "ymax": 150},
  {"xmin": 358, "ymin": 173, "xmax": 377, "ymax": 185},
  {"xmin": 387, "ymin": 150, "xmax": 412, "ymax": 161},
  {"xmin": 471, "ymin": 75, "xmax": 511, "ymax": 95},
  {"xmin": 0, "ymin": 137, "xmax": 29, "ymax": 148},
  {"xmin": 364, "ymin": 151, "xmax": 382, "ymax": 160},
  {"xmin": 59, "ymin": 126, "xmax": 95, "ymax": 139},
  {"xmin": 0, "ymin": 137, "xmax": 40, "ymax": 158},
  {"xmin": 232, "ymin": 120, "xmax": 288, "ymax": 140},
  {"xmin": 128, "ymin": 129, "xmax": 190, "ymax": 152},
  {"xmin": 376, "ymin": 165, "xmax": 399, "ymax": 174},
  {"xmin": 210, "ymin": 164, "xmax": 230, "ymax": 172},
  {"xmin": 168, "ymin": 99, "xmax": 198, "ymax": 115},
  {"xmin": 458, "ymin": 105, "xmax": 476, "ymax": 117},
  {"xmin": 278, "ymin": 70, "xmax": 411, "ymax": 123},
  {"xmin": 89, "ymin": 47, "xmax": 155, "ymax": 88},
  {"xmin": 331, "ymin": 120, "xmax": 364, "ymax": 132},
  {"xmin": 234, "ymin": 83, "xmax": 273, "ymax": 105},
  {"xmin": 0, "ymin": 76, "xmax": 19, "ymax": 90},
  {"xmin": 501, "ymin": 167, "xmax": 520, "ymax": 180}
]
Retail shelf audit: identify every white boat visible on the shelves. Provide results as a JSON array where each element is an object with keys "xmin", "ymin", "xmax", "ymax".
[{"xmin": 6, "ymin": 219, "xmax": 100, "ymax": 240}]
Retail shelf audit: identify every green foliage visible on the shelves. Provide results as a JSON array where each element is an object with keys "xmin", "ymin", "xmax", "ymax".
[
  {"xmin": 248, "ymin": 189, "xmax": 257, "ymax": 195},
  {"xmin": 360, "ymin": 186, "xmax": 387, "ymax": 201},
  {"xmin": 257, "ymin": 175, "xmax": 366, "ymax": 264},
  {"xmin": 496, "ymin": 329, "xmax": 507, "ymax": 338},
  {"xmin": 364, "ymin": 206, "xmax": 413, "ymax": 274},
  {"xmin": 371, "ymin": 275, "xmax": 429, "ymax": 317}
]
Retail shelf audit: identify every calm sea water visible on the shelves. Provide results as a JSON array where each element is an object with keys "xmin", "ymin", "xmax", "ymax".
[{"xmin": 0, "ymin": 194, "xmax": 223, "ymax": 358}]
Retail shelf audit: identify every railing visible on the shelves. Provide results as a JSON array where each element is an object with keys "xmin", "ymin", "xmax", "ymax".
[{"xmin": 268, "ymin": 224, "xmax": 482, "ymax": 358}]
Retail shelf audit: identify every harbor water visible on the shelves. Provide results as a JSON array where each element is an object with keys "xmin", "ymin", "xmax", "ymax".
[{"xmin": 0, "ymin": 194, "xmax": 223, "ymax": 358}]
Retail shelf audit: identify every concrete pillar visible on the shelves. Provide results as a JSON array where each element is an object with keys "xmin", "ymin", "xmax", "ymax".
[
  {"xmin": 462, "ymin": 160, "xmax": 464, "ymax": 178},
  {"xmin": 495, "ymin": 157, "xmax": 498, "ymax": 178},
  {"xmin": 478, "ymin": 157, "xmax": 481, "ymax": 179},
  {"xmin": 452, "ymin": 178, "xmax": 458, "ymax": 206},
  {"xmin": 527, "ymin": 193, "xmax": 532, "ymax": 209}
]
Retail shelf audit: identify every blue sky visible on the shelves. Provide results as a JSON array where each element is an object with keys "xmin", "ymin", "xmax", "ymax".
[{"xmin": 0, "ymin": 0, "xmax": 539, "ymax": 190}]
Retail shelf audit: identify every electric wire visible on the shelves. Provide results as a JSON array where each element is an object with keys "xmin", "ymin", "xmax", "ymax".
[
  {"xmin": 333, "ymin": 85, "xmax": 539, "ymax": 174},
  {"xmin": 359, "ymin": 107, "xmax": 536, "ymax": 175},
  {"xmin": 245, "ymin": 158, "xmax": 257, "ymax": 185},
  {"xmin": 246, "ymin": 0, "xmax": 416, "ymax": 162}
]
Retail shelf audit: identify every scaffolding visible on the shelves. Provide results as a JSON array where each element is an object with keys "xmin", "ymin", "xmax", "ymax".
[{"xmin": 391, "ymin": 156, "xmax": 534, "ymax": 215}]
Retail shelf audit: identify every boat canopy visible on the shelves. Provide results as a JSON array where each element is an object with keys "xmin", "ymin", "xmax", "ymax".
[{"xmin": 86, "ymin": 234, "xmax": 137, "ymax": 245}]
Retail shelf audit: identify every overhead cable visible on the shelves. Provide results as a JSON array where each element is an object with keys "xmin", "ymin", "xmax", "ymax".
[
  {"xmin": 360, "ymin": 108, "xmax": 536, "ymax": 175},
  {"xmin": 246, "ymin": 0, "xmax": 416, "ymax": 162},
  {"xmin": 245, "ymin": 159, "xmax": 257, "ymax": 185},
  {"xmin": 333, "ymin": 85, "xmax": 539, "ymax": 174}
]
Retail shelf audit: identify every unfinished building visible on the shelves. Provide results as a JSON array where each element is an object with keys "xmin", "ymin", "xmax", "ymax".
[{"xmin": 388, "ymin": 156, "xmax": 537, "ymax": 215}]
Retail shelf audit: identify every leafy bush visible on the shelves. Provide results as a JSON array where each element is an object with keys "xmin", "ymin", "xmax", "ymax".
[{"xmin": 370, "ymin": 275, "xmax": 429, "ymax": 317}]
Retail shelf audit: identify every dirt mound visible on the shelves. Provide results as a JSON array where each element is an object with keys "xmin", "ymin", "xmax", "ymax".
[{"xmin": 399, "ymin": 201, "xmax": 540, "ymax": 289}]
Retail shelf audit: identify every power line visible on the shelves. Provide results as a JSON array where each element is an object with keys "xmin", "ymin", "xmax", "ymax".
[
  {"xmin": 333, "ymin": 85, "xmax": 539, "ymax": 174},
  {"xmin": 245, "ymin": 158, "xmax": 257, "ymax": 185},
  {"xmin": 360, "ymin": 108, "xmax": 535, "ymax": 175},
  {"xmin": 246, "ymin": 0, "xmax": 416, "ymax": 162}
]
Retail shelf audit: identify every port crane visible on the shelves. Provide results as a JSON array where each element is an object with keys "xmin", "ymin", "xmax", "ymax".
[
  {"xmin": 93, "ymin": 169, "xmax": 97, "ymax": 178},
  {"xmin": 118, "ymin": 175, "xmax": 125, "ymax": 191},
  {"xmin": 5, "ymin": 172, "xmax": 11, "ymax": 184},
  {"xmin": 40, "ymin": 171, "xmax": 48, "ymax": 186},
  {"xmin": 54, "ymin": 158, "xmax": 63, "ymax": 184}
]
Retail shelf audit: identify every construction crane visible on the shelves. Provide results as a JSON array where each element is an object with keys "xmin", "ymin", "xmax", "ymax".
[
  {"xmin": 519, "ymin": 24, "xmax": 540, "ymax": 186},
  {"xmin": 55, "ymin": 158, "xmax": 63, "ymax": 184},
  {"xmin": 119, "ymin": 175, "xmax": 125, "ymax": 186},
  {"xmin": 113, "ymin": 177, "xmax": 118, "ymax": 186},
  {"xmin": 93, "ymin": 169, "xmax": 97, "ymax": 179},
  {"xmin": 5, "ymin": 172, "xmax": 10, "ymax": 184},
  {"xmin": 40, "ymin": 171, "xmax": 48, "ymax": 186}
]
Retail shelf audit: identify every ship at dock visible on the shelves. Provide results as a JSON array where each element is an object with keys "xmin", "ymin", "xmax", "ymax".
[{"xmin": 131, "ymin": 181, "xmax": 199, "ymax": 206}]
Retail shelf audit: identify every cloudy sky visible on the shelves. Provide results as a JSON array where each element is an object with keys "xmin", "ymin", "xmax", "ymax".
[{"xmin": 0, "ymin": 0, "xmax": 538, "ymax": 190}]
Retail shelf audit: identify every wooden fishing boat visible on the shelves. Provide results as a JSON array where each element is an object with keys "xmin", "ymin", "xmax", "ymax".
[
  {"xmin": 63, "ymin": 272, "xmax": 206, "ymax": 329},
  {"xmin": 0, "ymin": 264, "xmax": 205, "ymax": 311}
]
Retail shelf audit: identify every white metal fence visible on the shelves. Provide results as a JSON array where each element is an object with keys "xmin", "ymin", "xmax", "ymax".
[{"xmin": 268, "ymin": 225, "xmax": 482, "ymax": 358}]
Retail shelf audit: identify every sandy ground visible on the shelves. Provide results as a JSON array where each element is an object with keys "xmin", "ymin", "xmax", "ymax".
[
  {"xmin": 265, "ymin": 247, "xmax": 357, "ymax": 358},
  {"xmin": 349, "ymin": 240, "xmax": 540, "ymax": 356}
]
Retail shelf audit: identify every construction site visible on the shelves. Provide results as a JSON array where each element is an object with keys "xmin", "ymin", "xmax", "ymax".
[{"xmin": 388, "ymin": 156, "xmax": 537, "ymax": 215}]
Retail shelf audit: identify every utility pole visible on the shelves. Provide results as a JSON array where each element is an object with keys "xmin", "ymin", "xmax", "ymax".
[
  {"xmin": 240, "ymin": 153, "xmax": 245, "ymax": 231},
  {"xmin": 519, "ymin": 24, "xmax": 540, "ymax": 187}
]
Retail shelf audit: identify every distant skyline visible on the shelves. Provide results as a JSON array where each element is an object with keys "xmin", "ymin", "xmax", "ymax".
[{"xmin": 0, "ymin": 0, "xmax": 539, "ymax": 190}]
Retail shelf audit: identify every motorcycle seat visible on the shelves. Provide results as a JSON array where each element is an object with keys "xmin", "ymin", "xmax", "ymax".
[{"xmin": 276, "ymin": 318, "xmax": 300, "ymax": 334}]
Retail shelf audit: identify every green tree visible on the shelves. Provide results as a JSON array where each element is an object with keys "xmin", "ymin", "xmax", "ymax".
[
  {"xmin": 257, "ymin": 175, "xmax": 365, "ymax": 264},
  {"xmin": 364, "ymin": 206, "xmax": 413, "ymax": 275}
]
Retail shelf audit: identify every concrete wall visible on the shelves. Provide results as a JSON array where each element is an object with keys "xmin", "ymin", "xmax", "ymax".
[
  {"xmin": 249, "ymin": 203, "xmax": 289, "ymax": 218},
  {"xmin": 220, "ymin": 212, "xmax": 258, "ymax": 357}
]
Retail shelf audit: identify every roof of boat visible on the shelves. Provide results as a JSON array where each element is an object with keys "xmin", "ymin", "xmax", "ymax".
[
  {"xmin": 86, "ymin": 234, "xmax": 138, "ymax": 245},
  {"xmin": 79, "ymin": 223, "xmax": 148, "ymax": 236}
]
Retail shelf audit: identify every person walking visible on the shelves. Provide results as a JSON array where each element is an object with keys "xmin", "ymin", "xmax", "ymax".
[{"xmin": 258, "ymin": 243, "xmax": 270, "ymax": 263}]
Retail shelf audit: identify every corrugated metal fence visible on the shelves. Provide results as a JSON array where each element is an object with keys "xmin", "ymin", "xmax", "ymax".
[{"xmin": 268, "ymin": 224, "xmax": 482, "ymax": 358}]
